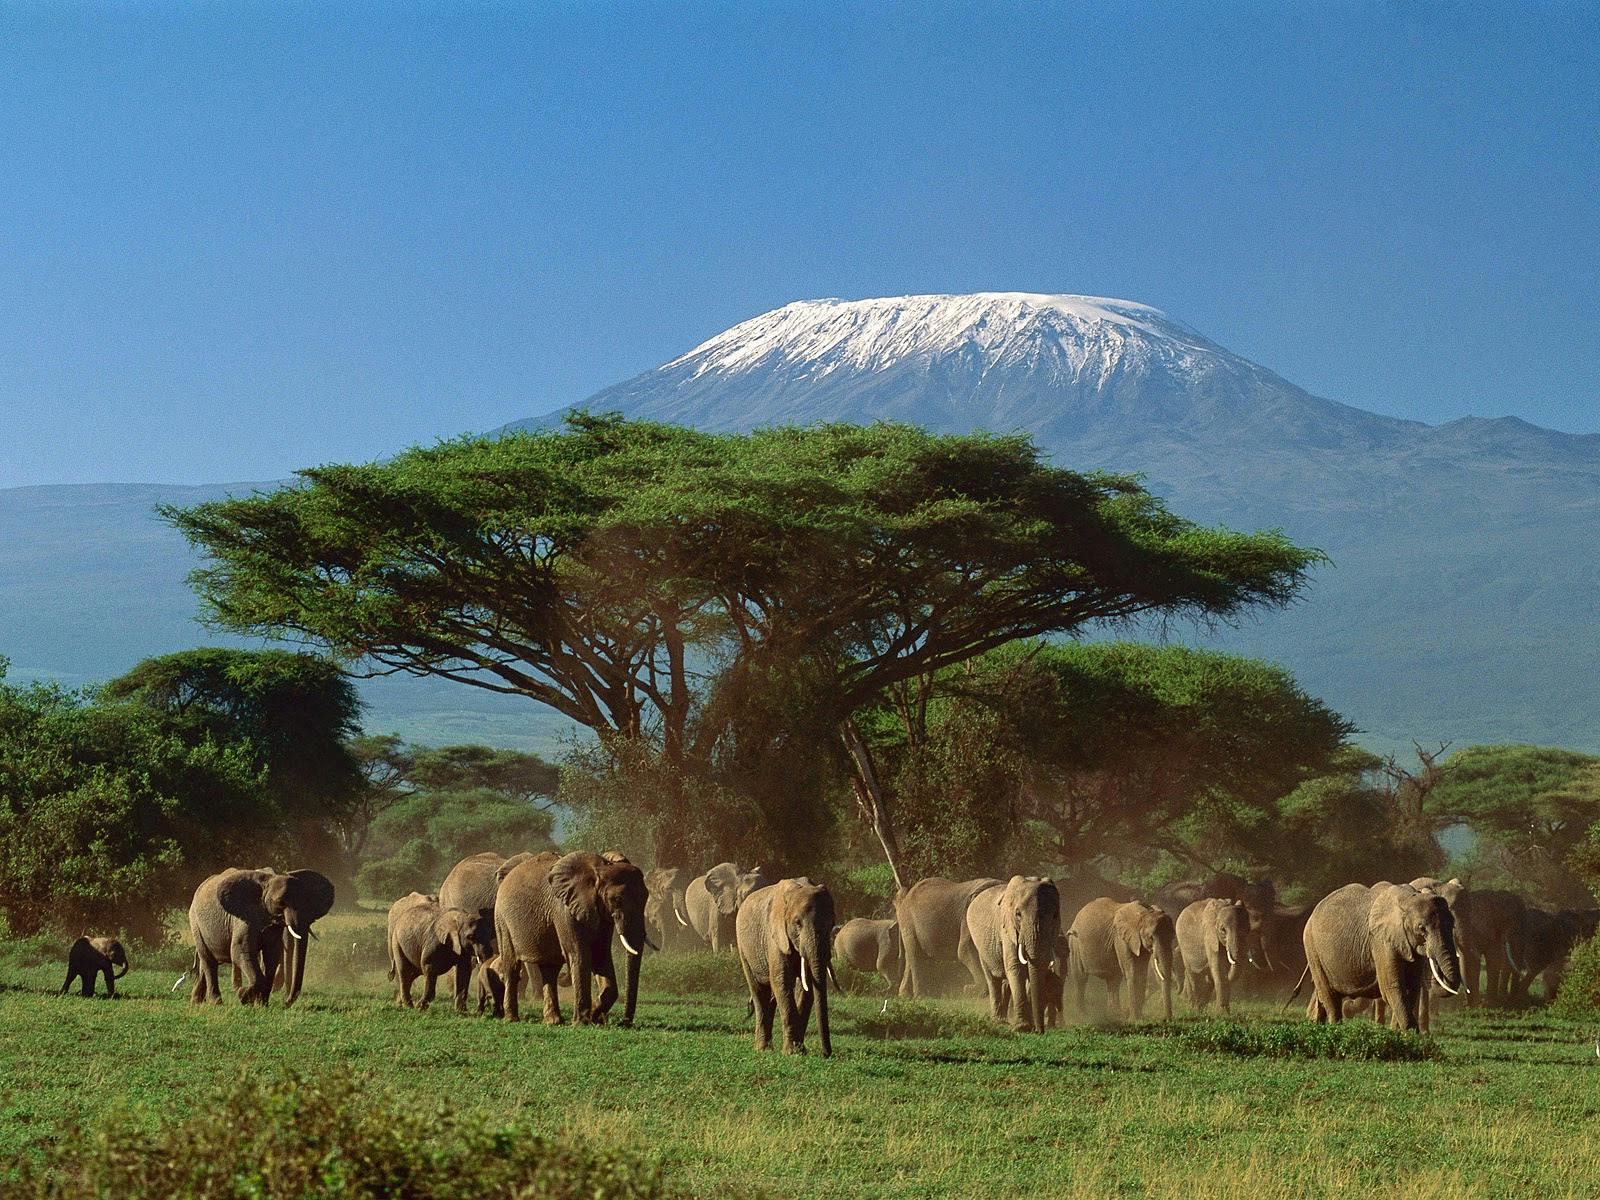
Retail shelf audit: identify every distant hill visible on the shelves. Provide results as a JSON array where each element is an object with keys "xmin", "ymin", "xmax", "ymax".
[{"xmin": 0, "ymin": 482, "xmax": 569, "ymax": 752}]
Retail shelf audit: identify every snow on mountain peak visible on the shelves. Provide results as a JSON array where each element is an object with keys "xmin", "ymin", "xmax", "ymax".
[{"xmin": 662, "ymin": 292, "xmax": 1221, "ymax": 384}]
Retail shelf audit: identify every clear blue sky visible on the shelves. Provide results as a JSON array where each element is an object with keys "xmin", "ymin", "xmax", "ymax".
[{"xmin": 3, "ymin": 3, "xmax": 1596, "ymax": 487}]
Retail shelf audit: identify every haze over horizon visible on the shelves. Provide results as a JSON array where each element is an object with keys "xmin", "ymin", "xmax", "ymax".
[{"xmin": 2, "ymin": 4, "xmax": 1597, "ymax": 488}]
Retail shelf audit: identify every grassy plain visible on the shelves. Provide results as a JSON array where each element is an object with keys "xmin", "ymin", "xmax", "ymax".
[{"xmin": 1, "ymin": 913, "xmax": 1597, "ymax": 1199}]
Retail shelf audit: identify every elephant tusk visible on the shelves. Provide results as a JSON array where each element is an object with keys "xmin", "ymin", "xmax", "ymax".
[
  {"xmin": 1429, "ymin": 956, "xmax": 1461, "ymax": 996},
  {"xmin": 1152, "ymin": 956, "xmax": 1165, "ymax": 983},
  {"xmin": 1018, "ymin": 943, "xmax": 1029, "ymax": 968},
  {"xmin": 286, "ymin": 925, "xmax": 304, "ymax": 941},
  {"xmin": 1226, "ymin": 949, "xmax": 1237, "ymax": 968},
  {"xmin": 171, "ymin": 972, "xmax": 188, "ymax": 993},
  {"xmin": 1504, "ymin": 941, "xmax": 1523, "ymax": 974},
  {"xmin": 799, "ymin": 958, "xmax": 811, "ymax": 993},
  {"xmin": 619, "ymin": 932, "xmax": 641, "ymax": 957},
  {"xmin": 675, "ymin": 910, "xmax": 689, "ymax": 927}
]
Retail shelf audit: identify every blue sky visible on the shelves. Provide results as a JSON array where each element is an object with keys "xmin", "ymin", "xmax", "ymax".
[{"xmin": 2, "ymin": 2, "xmax": 1596, "ymax": 487}]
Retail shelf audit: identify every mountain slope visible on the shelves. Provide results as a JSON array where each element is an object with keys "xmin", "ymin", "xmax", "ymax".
[{"xmin": 504, "ymin": 293, "xmax": 1600, "ymax": 751}]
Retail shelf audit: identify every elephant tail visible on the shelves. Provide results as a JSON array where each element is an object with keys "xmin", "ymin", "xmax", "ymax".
[{"xmin": 1281, "ymin": 966, "xmax": 1309, "ymax": 1011}]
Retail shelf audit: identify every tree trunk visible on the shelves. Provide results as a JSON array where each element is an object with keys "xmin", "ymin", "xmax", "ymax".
[{"xmin": 838, "ymin": 717, "xmax": 907, "ymax": 893}]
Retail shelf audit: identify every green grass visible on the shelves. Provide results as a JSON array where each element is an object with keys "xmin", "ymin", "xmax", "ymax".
[{"xmin": 2, "ymin": 933, "xmax": 1599, "ymax": 1199}]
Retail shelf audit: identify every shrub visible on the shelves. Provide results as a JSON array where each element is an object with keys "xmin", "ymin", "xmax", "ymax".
[
  {"xmin": 1171, "ymin": 1018, "xmax": 1442, "ymax": 1062},
  {"xmin": 2, "ymin": 1067, "xmax": 678, "ymax": 1199},
  {"xmin": 1552, "ymin": 935, "xmax": 1600, "ymax": 1018}
]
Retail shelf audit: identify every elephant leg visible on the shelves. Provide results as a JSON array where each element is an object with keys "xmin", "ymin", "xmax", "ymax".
[
  {"xmin": 453, "ymin": 959, "xmax": 472, "ymax": 1014},
  {"xmin": 537, "ymin": 962, "xmax": 564, "ymax": 1025},
  {"xmin": 984, "ymin": 971, "xmax": 1007, "ymax": 1022},
  {"xmin": 753, "ymin": 983, "xmax": 776, "ymax": 1051},
  {"xmin": 102, "ymin": 965, "xmax": 115, "ymax": 998},
  {"xmin": 79, "ymin": 969, "xmax": 94, "ymax": 998},
  {"xmin": 1306, "ymin": 955, "xmax": 1340, "ymax": 1024},
  {"xmin": 503, "ymin": 956, "xmax": 523, "ymax": 1022},
  {"xmin": 775, "ymin": 962, "xmax": 806, "ymax": 1054},
  {"xmin": 1376, "ymin": 968, "xmax": 1413, "ymax": 1032},
  {"xmin": 1072, "ymin": 968, "xmax": 1088, "ymax": 1016},
  {"xmin": 899, "ymin": 931, "xmax": 923, "ymax": 999},
  {"xmin": 591, "ymin": 943, "xmax": 619, "ymax": 1024},
  {"xmin": 1003, "ymin": 964, "xmax": 1031, "ymax": 1031},
  {"xmin": 570, "ymin": 953, "xmax": 595, "ymax": 1025},
  {"xmin": 1212, "ymin": 955, "xmax": 1229, "ymax": 1015},
  {"xmin": 419, "ymin": 966, "xmax": 439, "ymax": 1011},
  {"xmin": 956, "ymin": 927, "xmax": 987, "ymax": 996}
]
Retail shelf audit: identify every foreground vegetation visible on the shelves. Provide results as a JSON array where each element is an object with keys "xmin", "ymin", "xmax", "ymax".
[{"xmin": 2, "ymin": 942, "xmax": 1597, "ymax": 1199}]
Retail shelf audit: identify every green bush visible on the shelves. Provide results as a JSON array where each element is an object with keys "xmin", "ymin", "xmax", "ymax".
[
  {"xmin": 1171, "ymin": 1018, "xmax": 1442, "ymax": 1062},
  {"xmin": 1552, "ymin": 936, "xmax": 1600, "ymax": 1018},
  {"xmin": 2, "ymin": 1068, "xmax": 678, "ymax": 1199}
]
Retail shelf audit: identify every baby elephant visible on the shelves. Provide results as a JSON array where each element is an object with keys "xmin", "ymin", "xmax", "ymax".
[
  {"xmin": 60, "ymin": 936, "xmax": 129, "ymax": 998},
  {"xmin": 387, "ymin": 892, "xmax": 496, "ymax": 1012}
]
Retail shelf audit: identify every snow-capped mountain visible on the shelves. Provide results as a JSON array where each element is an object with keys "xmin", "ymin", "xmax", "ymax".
[
  {"xmin": 525, "ymin": 292, "xmax": 1413, "ymax": 447},
  {"xmin": 496, "ymin": 292, "xmax": 1600, "ymax": 750}
]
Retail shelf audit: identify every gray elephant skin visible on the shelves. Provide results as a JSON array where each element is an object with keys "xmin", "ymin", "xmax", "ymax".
[
  {"xmin": 645, "ymin": 866, "xmax": 694, "ymax": 953},
  {"xmin": 1302, "ymin": 882, "xmax": 1464, "ymax": 1030},
  {"xmin": 1175, "ymin": 899, "xmax": 1247, "ymax": 1013},
  {"xmin": 439, "ymin": 851, "xmax": 537, "ymax": 919},
  {"xmin": 685, "ymin": 863, "xmax": 769, "ymax": 952},
  {"xmin": 1067, "ymin": 898, "xmax": 1176, "ymax": 1020},
  {"xmin": 188, "ymin": 867, "xmax": 335, "ymax": 1005},
  {"xmin": 833, "ymin": 917, "xmax": 903, "ymax": 992},
  {"xmin": 966, "ymin": 876, "xmax": 1061, "ymax": 1032},
  {"xmin": 736, "ymin": 877, "xmax": 835, "ymax": 1056},
  {"xmin": 386, "ymin": 892, "xmax": 496, "ymax": 1012},
  {"xmin": 495, "ymin": 849, "xmax": 650, "ymax": 1025},
  {"xmin": 894, "ymin": 876, "xmax": 1001, "ymax": 998},
  {"xmin": 60, "ymin": 935, "xmax": 128, "ymax": 998}
]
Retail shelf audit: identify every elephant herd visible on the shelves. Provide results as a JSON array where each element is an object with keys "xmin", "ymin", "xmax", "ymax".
[{"xmin": 50, "ymin": 854, "xmax": 1597, "ymax": 1049}]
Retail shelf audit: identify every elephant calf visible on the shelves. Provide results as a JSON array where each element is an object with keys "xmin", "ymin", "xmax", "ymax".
[
  {"xmin": 60, "ymin": 936, "xmax": 128, "ymax": 998},
  {"xmin": 833, "ymin": 918, "xmax": 903, "ymax": 993},
  {"xmin": 387, "ymin": 892, "xmax": 496, "ymax": 1013},
  {"xmin": 737, "ymin": 877, "xmax": 834, "ymax": 1056}
]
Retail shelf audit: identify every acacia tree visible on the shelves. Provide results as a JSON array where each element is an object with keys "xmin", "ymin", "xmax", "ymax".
[{"xmin": 166, "ymin": 415, "xmax": 1319, "ymax": 879}]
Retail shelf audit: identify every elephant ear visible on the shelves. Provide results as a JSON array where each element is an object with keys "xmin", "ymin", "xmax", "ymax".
[
  {"xmin": 1371, "ymin": 886, "xmax": 1417, "ymax": 961},
  {"xmin": 285, "ymin": 870, "xmax": 336, "ymax": 923},
  {"xmin": 548, "ymin": 852, "xmax": 602, "ymax": 925},
  {"xmin": 217, "ymin": 871, "xmax": 274, "ymax": 930},
  {"xmin": 769, "ymin": 882, "xmax": 795, "ymax": 955}
]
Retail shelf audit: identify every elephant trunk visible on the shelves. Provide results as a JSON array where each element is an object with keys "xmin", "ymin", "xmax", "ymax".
[
  {"xmin": 1428, "ymin": 929, "xmax": 1464, "ymax": 996},
  {"xmin": 1027, "ymin": 959, "xmax": 1045, "ymax": 1033},
  {"xmin": 623, "ymin": 935, "xmax": 641, "ymax": 1025},
  {"xmin": 283, "ymin": 925, "xmax": 309, "ymax": 1007},
  {"xmin": 1156, "ymin": 940, "xmax": 1174, "ymax": 1020},
  {"xmin": 113, "ymin": 961, "xmax": 129, "ymax": 980},
  {"xmin": 799, "ymin": 927, "xmax": 831, "ymax": 1057}
]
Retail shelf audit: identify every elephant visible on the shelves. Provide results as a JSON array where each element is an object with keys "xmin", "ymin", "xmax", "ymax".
[
  {"xmin": 1450, "ymin": 886, "xmax": 1525, "ymax": 1005},
  {"xmin": 476, "ymin": 954, "xmax": 507, "ymax": 1016},
  {"xmin": 833, "ymin": 918, "xmax": 904, "ymax": 993},
  {"xmin": 1066, "ymin": 898, "xmax": 1176, "ymax": 1020},
  {"xmin": 495, "ymin": 849, "xmax": 651, "ymax": 1025},
  {"xmin": 1507, "ymin": 907, "xmax": 1600, "ymax": 1001},
  {"xmin": 1038, "ymin": 934, "xmax": 1071, "ymax": 1027},
  {"xmin": 735, "ymin": 877, "xmax": 835, "ymax": 1056},
  {"xmin": 644, "ymin": 867, "xmax": 694, "ymax": 953},
  {"xmin": 893, "ymin": 876, "xmax": 1002, "ymax": 998},
  {"xmin": 965, "ymin": 876, "xmax": 1061, "ymax": 1032},
  {"xmin": 188, "ymin": 867, "xmax": 335, "ymax": 1005},
  {"xmin": 386, "ymin": 892, "xmax": 496, "ymax": 1012},
  {"xmin": 1302, "ymin": 882, "xmax": 1463, "ymax": 1031},
  {"xmin": 685, "ymin": 863, "xmax": 769, "ymax": 953},
  {"xmin": 59, "ymin": 936, "xmax": 128, "ymax": 998},
  {"xmin": 438, "ymin": 851, "xmax": 538, "ymax": 919},
  {"xmin": 1175, "ymin": 899, "xmax": 1248, "ymax": 1013}
]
